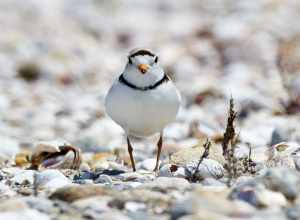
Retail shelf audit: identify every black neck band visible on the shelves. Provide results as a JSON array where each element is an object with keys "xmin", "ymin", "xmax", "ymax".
[{"xmin": 119, "ymin": 74, "xmax": 169, "ymax": 91}]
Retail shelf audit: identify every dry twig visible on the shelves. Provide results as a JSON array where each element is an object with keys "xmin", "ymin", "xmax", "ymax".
[
  {"xmin": 222, "ymin": 98, "xmax": 238, "ymax": 186},
  {"xmin": 222, "ymin": 98, "xmax": 237, "ymax": 157},
  {"xmin": 222, "ymin": 98, "xmax": 256, "ymax": 186},
  {"xmin": 190, "ymin": 139, "xmax": 211, "ymax": 182}
]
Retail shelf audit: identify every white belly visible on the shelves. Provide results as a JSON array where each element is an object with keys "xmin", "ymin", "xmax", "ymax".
[{"xmin": 105, "ymin": 80, "xmax": 181, "ymax": 137}]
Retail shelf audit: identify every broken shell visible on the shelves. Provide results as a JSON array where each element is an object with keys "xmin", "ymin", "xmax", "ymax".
[
  {"xmin": 266, "ymin": 142, "xmax": 300, "ymax": 169},
  {"xmin": 30, "ymin": 140, "xmax": 82, "ymax": 170}
]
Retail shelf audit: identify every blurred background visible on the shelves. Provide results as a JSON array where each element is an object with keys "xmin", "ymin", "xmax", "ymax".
[{"xmin": 0, "ymin": 0, "xmax": 300, "ymax": 159}]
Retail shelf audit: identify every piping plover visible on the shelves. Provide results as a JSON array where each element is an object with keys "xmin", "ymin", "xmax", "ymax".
[{"xmin": 105, "ymin": 48, "xmax": 181, "ymax": 171}]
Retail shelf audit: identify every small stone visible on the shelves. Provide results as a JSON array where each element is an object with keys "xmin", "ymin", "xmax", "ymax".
[
  {"xmin": 125, "ymin": 202, "xmax": 146, "ymax": 212},
  {"xmin": 256, "ymin": 190, "xmax": 287, "ymax": 207},
  {"xmin": 35, "ymin": 170, "xmax": 71, "ymax": 190},
  {"xmin": 99, "ymin": 169, "xmax": 126, "ymax": 176},
  {"xmin": 17, "ymin": 62, "xmax": 41, "ymax": 82},
  {"xmin": 96, "ymin": 211, "xmax": 130, "ymax": 220},
  {"xmin": 0, "ymin": 198, "xmax": 28, "ymax": 212},
  {"xmin": 128, "ymin": 212, "xmax": 163, "ymax": 220},
  {"xmin": 172, "ymin": 187, "xmax": 254, "ymax": 219},
  {"xmin": 185, "ymin": 158, "xmax": 225, "ymax": 180},
  {"xmin": 22, "ymin": 196, "xmax": 54, "ymax": 214},
  {"xmin": 49, "ymin": 185, "xmax": 108, "ymax": 202},
  {"xmin": 286, "ymin": 203, "xmax": 300, "ymax": 220},
  {"xmin": 118, "ymin": 171, "xmax": 155, "ymax": 183},
  {"xmin": 79, "ymin": 162, "xmax": 91, "ymax": 172},
  {"xmin": 138, "ymin": 158, "xmax": 157, "ymax": 171},
  {"xmin": 261, "ymin": 168, "xmax": 300, "ymax": 201},
  {"xmin": 201, "ymin": 178, "xmax": 226, "ymax": 187},
  {"xmin": 73, "ymin": 196, "xmax": 112, "ymax": 218},
  {"xmin": 230, "ymin": 182, "xmax": 287, "ymax": 208},
  {"xmin": 170, "ymin": 142, "xmax": 225, "ymax": 167},
  {"xmin": 11, "ymin": 170, "xmax": 36, "ymax": 185},
  {"xmin": 271, "ymin": 128, "xmax": 289, "ymax": 145},
  {"xmin": 158, "ymin": 164, "xmax": 173, "ymax": 177},
  {"xmin": 158, "ymin": 164, "xmax": 186, "ymax": 178},
  {"xmin": 127, "ymin": 182, "xmax": 143, "ymax": 188},
  {"xmin": 74, "ymin": 171, "xmax": 96, "ymax": 182},
  {"xmin": 143, "ymin": 177, "xmax": 190, "ymax": 190},
  {"xmin": 94, "ymin": 174, "xmax": 113, "ymax": 184},
  {"xmin": 0, "ymin": 209, "xmax": 50, "ymax": 220}
]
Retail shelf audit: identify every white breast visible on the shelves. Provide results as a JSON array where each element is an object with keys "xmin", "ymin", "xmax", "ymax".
[{"xmin": 105, "ymin": 80, "xmax": 181, "ymax": 137}]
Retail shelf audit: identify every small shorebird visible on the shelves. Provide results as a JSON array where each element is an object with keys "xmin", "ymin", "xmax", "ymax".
[{"xmin": 105, "ymin": 48, "xmax": 181, "ymax": 172}]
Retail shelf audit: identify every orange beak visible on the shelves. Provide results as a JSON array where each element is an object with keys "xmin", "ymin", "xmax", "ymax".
[{"xmin": 138, "ymin": 64, "xmax": 149, "ymax": 74}]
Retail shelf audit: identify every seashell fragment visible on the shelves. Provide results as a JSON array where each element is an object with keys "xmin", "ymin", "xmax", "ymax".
[
  {"xmin": 30, "ymin": 140, "xmax": 82, "ymax": 170},
  {"xmin": 266, "ymin": 142, "xmax": 300, "ymax": 169}
]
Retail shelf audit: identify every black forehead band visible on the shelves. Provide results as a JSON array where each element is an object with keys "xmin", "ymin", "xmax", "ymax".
[{"xmin": 129, "ymin": 50, "xmax": 155, "ymax": 58}]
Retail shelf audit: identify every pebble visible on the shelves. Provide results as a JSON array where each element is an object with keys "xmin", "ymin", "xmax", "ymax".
[
  {"xmin": 201, "ymin": 178, "xmax": 226, "ymax": 187},
  {"xmin": 35, "ymin": 170, "xmax": 71, "ymax": 190},
  {"xmin": 94, "ymin": 174, "xmax": 113, "ymax": 184},
  {"xmin": 11, "ymin": 170, "xmax": 35, "ymax": 185},
  {"xmin": 118, "ymin": 171, "xmax": 155, "ymax": 183},
  {"xmin": 185, "ymin": 158, "xmax": 225, "ymax": 180},
  {"xmin": 73, "ymin": 171, "xmax": 96, "ymax": 182},
  {"xmin": 230, "ymin": 182, "xmax": 287, "ymax": 208},
  {"xmin": 49, "ymin": 185, "xmax": 109, "ymax": 202},
  {"xmin": 0, "ymin": 209, "xmax": 50, "ymax": 220},
  {"xmin": 22, "ymin": 196, "xmax": 54, "ymax": 214},
  {"xmin": 158, "ymin": 164, "xmax": 186, "ymax": 178},
  {"xmin": 261, "ymin": 168, "xmax": 300, "ymax": 201},
  {"xmin": 286, "ymin": 203, "xmax": 300, "ymax": 220},
  {"xmin": 73, "ymin": 196, "xmax": 112, "ymax": 216},
  {"xmin": 95, "ymin": 211, "xmax": 131, "ymax": 220},
  {"xmin": 271, "ymin": 128, "xmax": 290, "ymax": 145},
  {"xmin": 169, "ymin": 142, "xmax": 225, "ymax": 167},
  {"xmin": 138, "ymin": 158, "xmax": 157, "ymax": 171},
  {"xmin": 143, "ymin": 177, "xmax": 191, "ymax": 191},
  {"xmin": 0, "ymin": 198, "xmax": 28, "ymax": 212},
  {"xmin": 172, "ymin": 188, "xmax": 255, "ymax": 219},
  {"xmin": 125, "ymin": 202, "xmax": 147, "ymax": 212}
]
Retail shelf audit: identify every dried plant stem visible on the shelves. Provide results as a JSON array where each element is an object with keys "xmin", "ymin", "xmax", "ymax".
[
  {"xmin": 191, "ymin": 139, "xmax": 211, "ymax": 182},
  {"xmin": 222, "ymin": 98, "xmax": 237, "ymax": 157},
  {"xmin": 222, "ymin": 98, "xmax": 238, "ymax": 186}
]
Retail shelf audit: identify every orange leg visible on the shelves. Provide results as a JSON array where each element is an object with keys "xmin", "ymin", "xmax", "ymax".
[
  {"xmin": 153, "ymin": 132, "xmax": 163, "ymax": 172},
  {"xmin": 127, "ymin": 137, "xmax": 136, "ymax": 172}
]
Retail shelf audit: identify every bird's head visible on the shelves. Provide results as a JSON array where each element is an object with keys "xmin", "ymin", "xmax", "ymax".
[
  {"xmin": 123, "ymin": 48, "xmax": 164, "ymax": 87},
  {"xmin": 127, "ymin": 48, "xmax": 159, "ymax": 75}
]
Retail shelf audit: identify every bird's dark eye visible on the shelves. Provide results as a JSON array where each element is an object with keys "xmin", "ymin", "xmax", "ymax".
[
  {"xmin": 154, "ymin": 56, "xmax": 158, "ymax": 63},
  {"xmin": 128, "ymin": 57, "xmax": 132, "ymax": 64}
]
